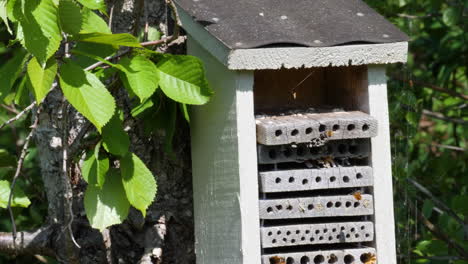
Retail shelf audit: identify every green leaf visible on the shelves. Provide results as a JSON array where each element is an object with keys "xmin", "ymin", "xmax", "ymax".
[
  {"xmin": 84, "ymin": 169, "xmax": 130, "ymax": 231},
  {"xmin": 119, "ymin": 55, "xmax": 159, "ymax": 101},
  {"xmin": 0, "ymin": 0, "xmax": 12, "ymax": 34},
  {"xmin": 59, "ymin": 0, "xmax": 82, "ymax": 35},
  {"xmin": 59, "ymin": 60, "xmax": 116, "ymax": 131},
  {"xmin": 17, "ymin": 0, "xmax": 62, "ymax": 65},
  {"xmin": 74, "ymin": 33, "xmax": 142, "ymax": 48},
  {"xmin": 0, "ymin": 180, "xmax": 31, "ymax": 208},
  {"xmin": 179, "ymin": 103, "xmax": 190, "ymax": 123},
  {"xmin": 73, "ymin": 42, "xmax": 116, "ymax": 68},
  {"xmin": 442, "ymin": 8, "xmax": 460, "ymax": 27},
  {"xmin": 153, "ymin": 99, "xmax": 176, "ymax": 156},
  {"xmin": 452, "ymin": 195, "xmax": 468, "ymax": 215},
  {"xmin": 81, "ymin": 142, "xmax": 109, "ymax": 187},
  {"xmin": 76, "ymin": 0, "xmax": 106, "ymax": 13},
  {"xmin": 0, "ymin": 48, "xmax": 28, "ymax": 102},
  {"xmin": 80, "ymin": 8, "xmax": 110, "ymax": 34},
  {"xmin": 102, "ymin": 111, "xmax": 130, "ymax": 157},
  {"xmin": 421, "ymin": 199, "xmax": 434, "ymax": 219},
  {"xmin": 120, "ymin": 153, "xmax": 156, "ymax": 216},
  {"xmin": 0, "ymin": 150, "xmax": 16, "ymax": 168},
  {"xmin": 27, "ymin": 57, "xmax": 57, "ymax": 103},
  {"xmin": 137, "ymin": 26, "xmax": 161, "ymax": 42},
  {"xmin": 156, "ymin": 55, "xmax": 213, "ymax": 105},
  {"xmin": 131, "ymin": 98, "xmax": 154, "ymax": 117}
]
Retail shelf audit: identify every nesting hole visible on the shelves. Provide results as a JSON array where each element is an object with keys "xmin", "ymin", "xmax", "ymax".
[
  {"xmin": 275, "ymin": 130, "xmax": 283, "ymax": 137},
  {"xmin": 330, "ymin": 176, "xmax": 336, "ymax": 182},
  {"xmin": 308, "ymin": 204, "xmax": 314, "ymax": 210},
  {"xmin": 345, "ymin": 201, "xmax": 352, "ymax": 207},
  {"xmin": 275, "ymin": 177, "xmax": 281, "ymax": 183},
  {"xmin": 347, "ymin": 124, "xmax": 355, "ymax": 131},
  {"xmin": 287, "ymin": 257, "xmax": 295, "ymax": 264},
  {"xmin": 302, "ymin": 179, "xmax": 309, "ymax": 185},
  {"xmin": 301, "ymin": 256, "xmax": 310, "ymax": 264},
  {"xmin": 356, "ymin": 173, "xmax": 363, "ymax": 179},
  {"xmin": 276, "ymin": 205, "xmax": 283, "ymax": 211},
  {"xmin": 343, "ymin": 176, "xmax": 350, "ymax": 182},
  {"xmin": 291, "ymin": 129, "xmax": 299, "ymax": 136},
  {"xmin": 272, "ymin": 239, "xmax": 277, "ymax": 244},
  {"xmin": 313, "ymin": 255, "xmax": 324, "ymax": 264},
  {"xmin": 354, "ymin": 202, "xmax": 360, "ymax": 207},
  {"xmin": 305, "ymin": 127, "xmax": 313, "ymax": 134},
  {"xmin": 289, "ymin": 177, "xmax": 295, "ymax": 183},
  {"xmin": 335, "ymin": 201, "xmax": 342, "ymax": 207},
  {"xmin": 332, "ymin": 124, "xmax": 340, "ymax": 131},
  {"xmin": 328, "ymin": 254, "xmax": 338, "ymax": 263},
  {"xmin": 360, "ymin": 253, "xmax": 374, "ymax": 263},
  {"xmin": 319, "ymin": 125, "xmax": 326, "ymax": 132},
  {"xmin": 326, "ymin": 202, "xmax": 333, "ymax": 208},
  {"xmin": 315, "ymin": 177, "xmax": 321, "ymax": 183},
  {"xmin": 362, "ymin": 124, "xmax": 369, "ymax": 131},
  {"xmin": 267, "ymin": 207, "xmax": 273, "ymax": 213},
  {"xmin": 344, "ymin": 255, "xmax": 354, "ymax": 264}
]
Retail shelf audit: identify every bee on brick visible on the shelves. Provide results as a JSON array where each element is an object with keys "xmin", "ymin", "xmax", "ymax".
[
  {"xmin": 353, "ymin": 191, "xmax": 362, "ymax": 200},
  {"xmin": 269, "ymin": 256, "xmax": 286, "ymax": 264},
  {"xmin": 309, "ymin": 130, "xmax": 333, "ymax": 147},
  {"xmin": 361, "ymin": 253, "xmax": 377, "ymax": 264}
]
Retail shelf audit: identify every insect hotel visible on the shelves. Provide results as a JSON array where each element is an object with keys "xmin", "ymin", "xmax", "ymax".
[{"xmin": 177, "ymin": 0, "xmax": 409, "ymax": 263}]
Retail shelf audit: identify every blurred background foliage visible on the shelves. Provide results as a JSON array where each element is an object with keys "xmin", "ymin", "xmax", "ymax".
[{"xmin": 0, "ymin": 0, "xmax": 467, "ymax": 263}]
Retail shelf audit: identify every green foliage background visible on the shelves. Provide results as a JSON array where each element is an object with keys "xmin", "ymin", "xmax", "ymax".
[{"xmin": 0, "ymin": 0, "xmax": 466, "ymax": 263}]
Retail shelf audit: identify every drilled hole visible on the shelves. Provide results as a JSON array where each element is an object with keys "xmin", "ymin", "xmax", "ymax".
[
  {"xmin": 277, "ymin": 231, "xmax": 282, "ymax": 235},
  {"xmin": 275, "ymin": 177, "xmax": 281, "ymax": 183},
  {"xmin": 291, "ymin": 239, "xmax": 296, "ymax": 243},
  {"xmin": 287, "ymin": 257, "xmax": 295, "ymax": 264},
  {"xmin": 276, "ymin": 205, "xmax": 283, "ymax": 210},
  {"xmin": 319, "ymin": 236, "xmax": 323, "ymax": 240},
  {"xmin": 289, "ymin": 177, "xmax": 295, "ymax": 183},
  {"xmin": 365, "ymin": 233, "xmax": 370, "ymax": 237},
  {"xmin": 344, "ymin": 255, "xmax": 354, "ymax": 264},
  {"xmin": 269, "ymin": 149, "xmax": 277, "ymax": 159},
  {"xmin": 328, "ymin": 236, "xmax": 333, "ymax": 241},
  {"xmin": 332, "ymin": 228, "xmax": 337, "ymax": 232},
  {"xmin": 355, "ymin": 234, "xmax": 360, "ymax": 238},
  {"xmin": 310, "ymin": 237, "xmax": 314, "ymax": 242},
  {"xmin": 328, "ymin": 254, "xmax": 338, "ymax": 263},
  {"xmin": 301, "ymin": 236, "xmax": 305, "ymax": 241},
  {"xmin": 362, "ymin": 124, "xmax": 370, "ymax": 131},
  {"xmin": 354, "ymin": 202, "xmax": 360, "ymax": 207},
  {"xmin": 291, "ymin": 129, "xmax": 299, "ymax": 136},
  {"xmin": 315, "ymin": 230, "xmax": 320, "ymax": 234},
  {"xmin": 301, "ymin": 256, "xmax": 310, "ymax": 264},
  {"xmin": 302, "ymin": 179, "xmax": 308, "ymax": 185},
  {"xmin": 326, "ymin": 202, "xmax": 333, "ymax": 208},
  {"xmin": 361, "ymin": 225, "xmax": 365, "ymax": 230},
  {"xmin": 275, "ymin": 130, "xmax": 283, "ymax": 137},
  {"xmin": 345, "ymin": 201, "xmax": 352, "ymax": 207},
  {"xmin": 305, "ymin": 127, "xmax": 313, "ymax": 134},
  {"xmin": 330, "ymin": 176, "xmax": 336, "ymax": 182},
  {"xmin": 346, "ymin": 234, "xmax": 350, "ymax": 238},
  {"xmin": 360, "ymin": 253, "xmax": 374, "ymax": 263},
  {"xmin": 272, "ymin": 239, "xmax": 277, "ymax": 244},
  {"xmin": 286, "ymin": 231, "xmax": 291, "ymax": 236},
  {"xmin": 323, "ymin": 228, "xmax": 328, "ymax": 233},
  {"xmin": 347, "ymin": 124, "xmax": 355, "ymax": 131},
  {"xmin": 319, "ymin": 125, "xmax": 326, "ymax": 132},
  {"xmin": 307, "ymin": 204, "xmax": 314, "ymax": 210},
  {"xmin": 286, "ymin": 205, "xmax": 293, "ymax": 210},
  {"xmin": 356, "ymin": 173, "xmax": 363, "ymax": 179},
  {"xmin": 305, "ymin": 230, "xmax": 310, "ymax": 234},
  {"xmin": 283, "ymin": 238, "xmax": 287, "ymax": 242},
  {"xmin": 267, "ymin": 207, "xmax": 273, "ymax": 213},
  {"xmin": 343, "ymin": 176, "xmax": 350, "ymax": 182},
  {"xmin": 341, "ymin": 226, "xmax": 346, "ymax": 231},
  {"xmin": 335, "ymin": 201, "xmax": 342, "ymax": 207},
  {"xmin": 268, "ymin": 231, "xmax": 272, "ymax": 236},
  {"xmin": 315, "ymin": 177, "xmax": 321, "ymax": 183},
  {"xmin": 296, "ymin": 230, "xmax": 300, "ymax": 234},
  {"xmin": 313, "ymin": 255, "xmax": 324, "ymax": 264},
  {"xmin": 338, "ymin": 144, "xmax": 347, "ymax": 154},
  {"xmin": 350, "ymin": 228, "xmax": 355, "ymax": 232}
]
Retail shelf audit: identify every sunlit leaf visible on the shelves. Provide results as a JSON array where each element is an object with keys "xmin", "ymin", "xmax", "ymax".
[
  {"xmin": 119, "ymin": 55, "xmax": 159, "ymax": 101},
  {"xmin": 27, "ymin": 57, "xmax": 57, "ymax": 103},
  {"xmin": 102, "ymin": 111, "xmax": 130, "ymax": 157},
  {"xmin": 0, "ymin": 180, "xmax": 30, "ymax": 208}
]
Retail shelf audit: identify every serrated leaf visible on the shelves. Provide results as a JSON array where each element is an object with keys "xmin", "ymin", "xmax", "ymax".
[
  {"xmin": 119, "ymin": 56, "xmax": 159, "ymax": 101},
  {"xmin": 84, "ymin": 169, "xmax": 130, "ymax": 231},
  {"xmin": 73, "ymin": 42, "xmax": 116, "ymax": 68},
  {"xmin": 0, "ymin": 48, "xmax": 28, "ymax": 102},
  {"xmin": 76, "ymin": 0, "xmax": 106, "ymax": 13},
  {"xmin": 131, "ymin": 98, "xmax": 154, "ymax": 117},
  {"xmin": 75, "ymin": 33, "xmax": 142, "ymax": 48},
  {"xmin": 80, "ymin": 8, "xmax": 110, "ymax": 34},
  {"xmin": 0, "ymin": 180, "xmax": 31, "ymax": 208},
  {"xmin": 59, "ymin": 60, "xmax": 116, "ymax": 131},
  {"xmin": 27, "ymin": 57, "xmax": 57, "ymax": 103},
  {"xmin": 156, "ymin": 55, "xmax": 213, "ymax": 105},
  {"xmin": 82, "ymin": 142, "xmax": 109, "ymax": 187},
  {"xmin": 18, "ymin": 0, "xmax": 62, "ymax": 65},
  {"xmin": 102, "ymin": 111, "xmax": 130, "ymax": 157},
  {"xmin": 120, "ymin": 153, "xmax": 156, "ymax": 216},
  {"xmin": 0, "ymin": 0, "xmax": 12, "ymax": 34},
  {"xmin": 59, "ymin": 0, "xmax": 82, "ymax": 35},
  {"xmin": 0, "ymin": 150, "xmax": 16, "ymax": 168},
  {"xmin": 6, "ymin": 0, "xmax": 17, "ymax": 22}
]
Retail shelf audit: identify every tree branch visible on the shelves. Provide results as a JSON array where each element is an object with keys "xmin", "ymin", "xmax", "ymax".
[
  {"xmin": 0, "ymin": 227, "xmax": 55, "ymax": 257},
  {"xmin": 422, "ymin": 109, "xmax": 468, "ymax": 125},
  {"xmin": 0, "ymin": 102, "xmax": 36, "ymax": 130}
]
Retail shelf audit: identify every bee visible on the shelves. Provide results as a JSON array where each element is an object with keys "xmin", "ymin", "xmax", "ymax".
[
  {"xmin": 353, "ymin": 191, "xmax": 362, "ymax": 200},
  {"xmin": 328, "ymin": 254, "xmax": 338, "ymax": 263},
  {"xmin": 361, "ymin": 253, "xmax": 377, "ymax": 264},
  {"xmin": 309, "ymin": 130, "xmax": 333, "ymax": 147},
  {"xmin": 269, "ymin": 256, "xmax": 286, "ymax": 264}
]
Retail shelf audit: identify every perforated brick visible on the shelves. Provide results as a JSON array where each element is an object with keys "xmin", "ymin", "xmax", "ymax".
[
  {"xmin": 259, "ymin": 195, "xmax": 373, "ymax": 219},
  {"xmin": 259, "ymin": 166, "xmax": 373, "ymax": 193},
  {"xmin": 256, "ymin": 111, "xmax": 378, "ymax": 145},
  {"xmin": 257, "ymin": 139, "xmax": 370, "ymax": 164},
  {"xmin": 261, "ymin": 221, "xmax": 374, "ymax": 248},
  {"xmin": 261, "ymin": 247, "xmax": 377, "ymax": 264}
]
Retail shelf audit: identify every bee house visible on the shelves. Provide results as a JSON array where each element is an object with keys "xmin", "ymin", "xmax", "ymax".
[{"xmin": 176, "ymin": 0, "xmax": 409, "ymax": 263}]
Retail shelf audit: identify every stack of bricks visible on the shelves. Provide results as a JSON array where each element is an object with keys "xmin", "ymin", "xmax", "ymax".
[{"xmin": 256, "ymin": 111, "xmax": 378, "ymax": 264}]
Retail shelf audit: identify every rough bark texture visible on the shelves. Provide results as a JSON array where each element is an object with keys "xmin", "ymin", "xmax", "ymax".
[{"xmin": 30, "ymin": 0, "xmax": 195, "ymax": 263}]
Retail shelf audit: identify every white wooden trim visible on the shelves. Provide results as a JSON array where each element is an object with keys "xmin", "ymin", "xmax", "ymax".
[
  {"xmin": 188, "ymin": 36, "xmax": 261, "ymax": 264},
  {"xmin": 177, "ymin": 4, "xmax": 408, "ymax": 70},
  {"xmin": 366, "ymin": 65, "xmax": 397, "ymax": 264}
]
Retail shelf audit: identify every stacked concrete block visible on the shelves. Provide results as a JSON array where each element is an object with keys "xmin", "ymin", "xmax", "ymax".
[{"xmin": 256, "ymin": 111, "xmax": 377, "ymax": 145}]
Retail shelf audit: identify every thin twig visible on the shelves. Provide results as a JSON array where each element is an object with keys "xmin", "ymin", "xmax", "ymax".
[
  {"xmin": 422, "ymin": 109, "xmax": 468, "ymax": 125},
  {"xmin": 108, "ymin": 4, "xmax": 115, "ymax": 30},
  {"xmin": 1, "ymin": 104, "xmax": 19, "ymax": 115},
  {"xmin": 0, "ymin": 102, "xmax": 36, "ymax": 130},
  {"xmin": 431, "ymin": 143, "xmax": 466, "ymax": 152},
  {"xmin": 7, "ymin": 106, "xmax": 41, "ymax": 247}
]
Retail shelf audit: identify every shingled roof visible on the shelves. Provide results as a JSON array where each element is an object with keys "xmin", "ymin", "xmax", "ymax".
[{"xmin": 174, "ymin": 0, "xmax": 409, "ymax": 49}]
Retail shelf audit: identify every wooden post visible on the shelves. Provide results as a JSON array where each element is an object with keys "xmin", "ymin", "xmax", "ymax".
[{"xmin": 188, "ymin": 37, "xmax": 262, "ymax": 264}]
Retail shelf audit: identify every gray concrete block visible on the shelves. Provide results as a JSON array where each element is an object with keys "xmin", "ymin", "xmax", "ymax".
[
  {"xmin": 261, "ymin": 247, "xmax": 376, "ymax": 264},
  {"xmin": 261, "ymin": 221, "xmax": 374, "ymax": 248},
  {"xmin": 257, "ymin": 139, "xmax": 370, "ymax": 164},
  {"xmin": 259, "ymin": 166, "xmax": 373, "ymax": 193},
  {"xmin": 259, "ymin": 195, "xmax": 374, "ymax": 219},
  {"xmin": 256, "ymin": 111, "xmax": 378, "ymax": 145}
]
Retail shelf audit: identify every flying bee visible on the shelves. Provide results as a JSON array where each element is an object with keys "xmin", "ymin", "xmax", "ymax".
[
  {"xmin": 309, "ymin": 130, "xmax": 333, "ymax": 147},
  {"xmin": 352, "ymin": 191, "xmax": 362, "ymax": 200},
  {"xmin": 269, "ymin": 256, "xmax": 286, "ymax": 264},
  {"xmin": 361, "ymin": 253, "xmax": 377, "ymax": 264}
]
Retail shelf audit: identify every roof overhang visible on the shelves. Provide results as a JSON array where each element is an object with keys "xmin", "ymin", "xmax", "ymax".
[{"xmin": 177, "ymin": 3, "xmax": 408, "ymax": 70}]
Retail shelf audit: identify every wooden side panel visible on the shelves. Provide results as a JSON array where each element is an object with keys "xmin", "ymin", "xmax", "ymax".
[
  {"xmin": 366, "ymin": 65, "xmax": 397, "ymax": 264},
  {"xmin": 188, "ymin": 36, "xmax": 261, "ymax": 264}
]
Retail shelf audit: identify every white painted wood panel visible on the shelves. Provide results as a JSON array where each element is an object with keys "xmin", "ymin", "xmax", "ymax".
[
  {"xmin": 366, "ymin": 65, "xmax": 397, "ymax": 264},
  {"xmin": 188, "ymin": 36, "xmax": 261, "ymax": 264}
]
